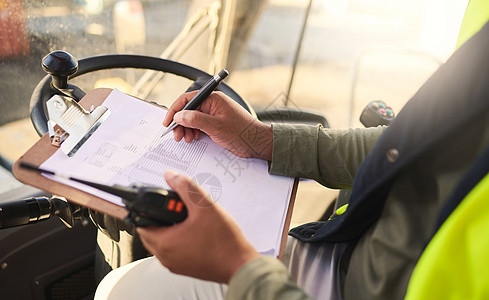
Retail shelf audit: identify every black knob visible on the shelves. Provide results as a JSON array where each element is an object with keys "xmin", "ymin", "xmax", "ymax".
[{"xmin": 42, "ymin": 51, "xmax": 78, "ymax": 90}]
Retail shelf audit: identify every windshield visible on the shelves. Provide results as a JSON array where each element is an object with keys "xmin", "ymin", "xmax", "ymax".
[{"xmin": 0, "ymin": 0, "xmax": 466, "ymax": 203}]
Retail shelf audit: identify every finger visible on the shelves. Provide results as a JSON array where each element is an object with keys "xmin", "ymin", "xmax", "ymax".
[
  {"xmin": 163, "ymin": 91, "xmax": 198, "ymax": 126},
  {"xmin": 164, "ymin": 170, "xmax": 214, "ymax": 209},
  {"xmin": 193, "ymin": 129, "xmax": 201, "ymax": 140},
  {"xmin": 137, "ymin": 223, "xmax": 173, "ymax": 256},
  {"xmin": 173, "ymin": 125, "xmax": 185, "ymax": 142},
  {"xmin": 198, "ymin": 91, "xmax": 228, "ymax": 114},
  {"xmin": 183, "ymin": 127, "xmax": 195, "ymax": 143},
  {"xmin": 170, "ymin": 109, "xmax": 211, "ymax": 143},
  {"xmin": 137, "ymin": 227, "xmax": 158, "ymax": 252},
  {"xmin": 174, "ymin": 110, "xmax": 217, "ymax": 133}
]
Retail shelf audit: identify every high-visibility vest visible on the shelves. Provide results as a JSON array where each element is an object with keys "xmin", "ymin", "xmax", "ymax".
[
  {"xmin": 405, "ymin": 161, "xmax": 489, "ymax": 299},
  {"xmin": 456, "ymin": 0, "xmax": 489, "ymax": 49},
  {"xmin": 405, "ymin": 3, "xmax": 489, "ymax": 298}
]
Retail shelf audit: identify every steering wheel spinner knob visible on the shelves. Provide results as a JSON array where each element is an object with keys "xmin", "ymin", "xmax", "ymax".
[{"xmin": 42, "ymin": 51, "xmax": 78, "ymax": 90}]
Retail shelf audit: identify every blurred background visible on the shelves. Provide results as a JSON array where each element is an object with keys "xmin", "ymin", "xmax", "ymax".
[{"xmin": 0, "ymin": 0, "xmax": 468, "ymax": 226}]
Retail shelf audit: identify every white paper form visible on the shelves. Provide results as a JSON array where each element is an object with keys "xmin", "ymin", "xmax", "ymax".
[{"xmin": 41, "ymin": 89, "xmax": 294, "ymax": 257}]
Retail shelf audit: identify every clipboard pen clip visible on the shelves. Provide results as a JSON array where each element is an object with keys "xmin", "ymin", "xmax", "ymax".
[
  {"xmin": 19, "ymin": 162, "xmax": 187, "ymax": 227},
  {"xmin": 46, "ymin": 95, "xmax": 111, "ymax": 157}
]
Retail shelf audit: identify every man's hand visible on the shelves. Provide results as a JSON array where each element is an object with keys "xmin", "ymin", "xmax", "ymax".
[
  {"xmin": 137, "ymin": 170, "xmax": 260, "ymax": 284},
  {"xmin": 163, "ymin": 91, "xmax": 273, "ymax": 161}
]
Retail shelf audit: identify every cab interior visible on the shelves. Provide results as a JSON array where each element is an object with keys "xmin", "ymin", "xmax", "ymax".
[{"xmin": 0, "ymin": 0, "xmax": 466, "ymax": 298}]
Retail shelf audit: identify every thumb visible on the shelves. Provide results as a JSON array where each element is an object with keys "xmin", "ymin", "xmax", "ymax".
[
  {"xmin": 164, "ymin": 170, "xmax": 214, "ymax": 209},
  {"xmin": 174, "ymin": 110, "xmax": 216, "ymax": 133}
]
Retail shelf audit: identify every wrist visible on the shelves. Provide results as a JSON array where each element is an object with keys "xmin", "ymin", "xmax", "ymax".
[
  {"xmin": 241, "ymin": 121, "xmax": 273, "ymax": 161},
  {"xmin": 225, "ymin": 249, "xmax": 261, "ymax": 284},
  {"xmin": 259, "ymin": 123, "xmax": 273, "ymax": 161}
]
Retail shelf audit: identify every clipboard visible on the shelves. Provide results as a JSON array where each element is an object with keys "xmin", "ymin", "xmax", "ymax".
[
  {"xmin": 12, "ymin": 88, "xmax": 297, "ymax": 258},
  {"xmin": 12, "ymin": 88, "xmax": 128, "ymax": 219}
]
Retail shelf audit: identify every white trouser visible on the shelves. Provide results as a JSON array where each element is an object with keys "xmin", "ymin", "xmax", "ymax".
[
  {"xmin": 94, "ymin": 256, "xmax": 227, "ymax": 300},
  {"xmin": 95, "ymin": 237, "xmax": 347, "ymax": 300}
]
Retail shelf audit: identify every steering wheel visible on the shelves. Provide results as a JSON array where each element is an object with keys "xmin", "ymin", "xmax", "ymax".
[{"xmin": 30, "ymin": 51, "xmax": 254, "ymax": 137}]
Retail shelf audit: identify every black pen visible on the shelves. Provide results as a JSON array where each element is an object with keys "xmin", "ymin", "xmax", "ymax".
[{"xmin": 161, "ymin": 69, "xmax": 229, "ymax": 137}]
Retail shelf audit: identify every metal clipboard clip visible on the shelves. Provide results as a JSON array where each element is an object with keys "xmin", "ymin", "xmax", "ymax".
[{"xmin": 46, "ymin": 95, "xmax": 111, "ymax": 157}]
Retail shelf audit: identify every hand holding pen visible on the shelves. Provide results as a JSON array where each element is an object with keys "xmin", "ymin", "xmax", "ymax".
[
  {"xmin": 161, "ymin": 69, "xmax": 229, "ymax": 137},
  {"xmin": 161, "ymin": 81, "xmax": 273, "ymax": 161}
]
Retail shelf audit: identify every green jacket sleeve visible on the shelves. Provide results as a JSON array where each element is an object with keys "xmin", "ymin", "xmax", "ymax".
[
  {"xmin": 226, "ymin": 124, "xmax": 385, "ymax": 300},
  {"xmin": 226, "ymin": 256, "xmax": 312, "ymax": 300},
  {"xmin": 269, "ymin": 124, "xmax": 385, "ymax": 189}
]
